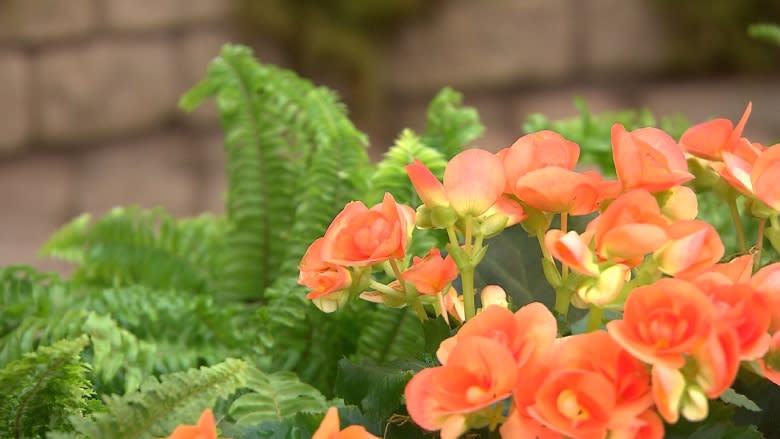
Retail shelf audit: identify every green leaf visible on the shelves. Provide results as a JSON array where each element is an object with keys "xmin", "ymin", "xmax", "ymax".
[
  {"xmin": 229, "ymin": 367, "xmax": 328, "ymax": 425},
  {"xmin": 0, "ymin": 337, "xmax": 92, "ymax": 438},
  {"xmin": 749, "ymin": 23, "xmax": 780, "ymax": 46},
  {"xmin": 422, "ymin": 87, "xmax": 484, "ymax": 159},
  {"xmin": 335, "ymin": 359, "xmax": 419, "ymax": 422},
  {"xmin": 721, "ymin": 388, "xmax": 761, "ymax": 412},
  {"xmin": 68, "ymin": 358, "xmax": 248, "ymax": 439},
  {"xmin": 355, "ymin": 307, "xmax": 425, "ymax": 365}
]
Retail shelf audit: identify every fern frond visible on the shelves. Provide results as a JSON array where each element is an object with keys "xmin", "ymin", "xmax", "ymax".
[
  {"xmin": 0, "ymin": 336, "xmax": 92, "ymax": 438},
  {"xmin": 229, "ymin": 367, "xmax": 327, "ymax": 425},
  {"xmin": 181, "ymin": 44, "xmax": 371, "ymax": 299},
  {"xmin": 69, "ymin": 358, "xmax": 248, "ymax": 439},
  {"xmin": 421, "ymin": 87, "xmax": 484, "ymax": 159},
  {"xmin": 367, "ymin": 129, "xmax": 448, "ymax": 206},
  {"xmin": 0, "ymin": 310, "xmax": 156, "ymax": 394},
  {"xmin": 355, "ymin": 307, "xmax": 425, "ymax": 365},
  {"xmin": 0, "ymin": 265, "xmax": 69, "ymax": 337},
  {"xmin": 40, "ymin": 208, "xmax": 224, "ymax": 293}
]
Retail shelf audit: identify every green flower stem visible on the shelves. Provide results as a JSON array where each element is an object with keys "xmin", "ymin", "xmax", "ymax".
[
  {"xmin": 560, "ymin": 213, "xmax": 570, "ymax": 281},
  {"xmin": 537, "ymin": 229, "xmax": 570, "ymax": 316},
  {"xmin": 727, "ymin": 197, "xmax": 747, "ymax": 252},
  {"xmin": 464, "ymin": 216, "xmax": 474, "ymax": 253},
  {"xmin": 462, "ymin": 267, "xmax": 476, "ymax": 321},
  {"xmin": 390, "ymin": 259, "xmax": 427, "ymax": 320},
  {"xmin": 367, "ymin": 279, "xmax": 404, "ymax": 300},
  {"xmin": 754, "ymin": 217, "xmax": 767, "ymax": 271},
  {"xmin": 447, "ymin": 226, "xmax": 459, "ymax": 248},
  {"xmin": 554, "ymin": 288, "xmax": 571, "ymax": 316},
  {"xmin": 586, "ymin": 305, "xmax": 604, "ymax": 332}
]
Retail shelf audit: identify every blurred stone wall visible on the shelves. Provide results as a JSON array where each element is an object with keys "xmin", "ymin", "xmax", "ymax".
[{"xmin": 1, "ymin": 0, "xmax": 779, "ymax": 270}]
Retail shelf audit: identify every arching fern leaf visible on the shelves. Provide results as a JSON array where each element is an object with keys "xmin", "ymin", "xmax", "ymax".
[
  {"xmin": 40, "ymin": 208, "xmax": 224, "ymax": 293},
  {"xmin": 67, "ymin": 358, "xmax": 248, "ymax": 439},
  {"xmin": 229, "ymin": 367, "xmax": 327, "ymax": 425},
  {"xmin": 421, "ymin": 87, "xmax": 484, "ymax": 159},
  {"xmin": 0, "ymin": 336, "xmax": 92, "ymax": 439},
  {"xmin": 355, "ymin": 307, "xmax": 425, "ymax": 365}
]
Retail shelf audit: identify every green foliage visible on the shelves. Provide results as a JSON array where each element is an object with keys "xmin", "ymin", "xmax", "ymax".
[
  {"xmin": 0, "ymin": 336, "xmax": 92, "ymax": 439},
  {"xmin": 749, "ymin": 23, "xmax": 780, "ymax": 45},
  {"xmin": 181, "ymin": 44, "xmax": 371, "ymax": 300},
  {"xmin": 41, "ymin": 208, "xmax": 224, "ymax": 292},
  {"xmin": 369, "ymin": 129, "xmax": 448, "ymax": 205},
  {"xmin": 335, "ymin": 359, "xmax": 418, "ymax": 423},
  {"xmin": 664, "ymin": 401, "xmax": 764, "ymax": 439},
  {"xmin": 721, "ymin": 388, "xmax": 761, "ymax": 412},
  {"xmin": 229, "ymin": 367, "xmax": 327, "ymax": 424},
  {"xmin": 421, "ymin": 87, "xmax": 485, "ymax": 159},
  {"xmin": 67, "ymin": 358, "xmax": 248, "ymax": 439},
  {"xmin": 355, "ymin": 307, "xmax": 425, "ymax": 365}
]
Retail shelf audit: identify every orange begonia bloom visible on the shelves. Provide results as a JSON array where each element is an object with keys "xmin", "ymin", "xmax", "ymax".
[
  {"xmin": 679, "ymin": 103, "xmax": 752, "ymax": 161},
  {"xmin": 751, "ymin": 262, "xmax": 780, "ymax": 333},
  {"xmin": 406, "ymin": 148, "xmax": 506, "ymax": 218},
  {"xmin": 299, "ymin": 238, "xmax": 352, "ymax": 300},
  {"xmin": 650, "ymin": 365, "xmax": 687, "ymax": 424},
  {"xmin": 693, "ymin": 325, "xmax": 740, "ymax": 399},
  {"xmin": 500, "ymin": 130, "xmax": 580, "ymax": 192},
  {"xmin": 320, "ymin": 193, "xmax": 411, "ymax": 267},
  {"xmin": 587, "ymin": 190, "xmax": 668, "ymax": 266},
  {"xmin": 611, "ymin": 124, "xmax": 693, "ymax": 192},
  {"xmin": 690, "ymin": 254, "xmax": 754, "ymax": 290},
  {"xmin": 436, "ymin": 303, "xmax": 556, "ymax": 371},
  {"xmin": 512, "ymin": 167, "xmax": 600, "ymax": 215},
  {"xmin": 527, "ymin": 369, "xmax": 616, "ymax": 439},
  {"xmin": 401, "ymin": 248, "xmax": 458, "ymax": 295},
  {"xmin": 545, "ymin": 229, "xmax": 599, "ymax": 276},
  {"xmin": 312, "ymin": 407, "xmax": 380, "ymax": 439},
  {"xmin": 405, "ymin": 337, "xmax": 517, "ymax": 439},
  {"xmin": 607, "ymin": 278, "xmax": 714, "ymax": 369},
  {"xmin": 165, "ymin": 409, "xmax": 217, "ymax": 439},
  {"xmin": 654, "ymin": 220, "xmax": 724, "ymax": 278},
  {"xmin": 701, "ymin": 284, "xmax": 771, "ymax": 360},
  {"xmin": 607, "ymin": 409, "xmax": 664, "ymax": 439}
]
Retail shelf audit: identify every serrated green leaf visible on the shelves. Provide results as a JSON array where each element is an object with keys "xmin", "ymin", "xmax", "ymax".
[
  {"xmin": 422, "ymin": 87, "xmax": 484, "ymax": 159},
  {"xmin": 721, "ymin": 388, "xmax": 761, "ymax": 412},
  {"xmin": 230, "ymin": 368, "xmax": 327, "ymax": 425},
  {"xmin": 335, "ymin": 359, "xmax": 419, "ymax": 423}
]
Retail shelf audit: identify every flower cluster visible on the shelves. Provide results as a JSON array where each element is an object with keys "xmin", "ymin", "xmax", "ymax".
[{"xmin": 295, "ymin": 104, "xmax": 780, "ymax": 438}]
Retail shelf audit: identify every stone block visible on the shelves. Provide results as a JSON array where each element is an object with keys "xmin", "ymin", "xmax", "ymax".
[
  {"xmin": 383, "ymin": 0, "xmax": 574, "ymax": 94},
  {"xmin": 0, "ymin": 0, "xmax": 96, "ymax": 43},
  {"xmin": 74, "ymin": 134, "xmax": 198, "ymax": 217},
  {"xmin": 194, "ymin": 132, "xmax": 227, "ymax": 214},
  {"xmin": 0, "ymin": 154, "xmax": 76, "ymax": 270},
  {"xmin": 581, "ymin": 0, "xmax": 672, "ymax": 74},
  {"xmin": 0, "ymin": 51, "xmax": 30, "ymax": 153},
  {"xmin": 105, "ymin": 0, "xmax": 231, "ymax": 31},
  {"xmin": 37, "ymin": 39, "xmax": 179, "ymax": 145}
]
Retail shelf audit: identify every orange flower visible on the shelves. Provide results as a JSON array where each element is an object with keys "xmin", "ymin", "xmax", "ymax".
[
  {"xmin": 607, "ymin": 409, "xmax": 664, "ymax": 439},
  {"xmin": 312, "ymin": 407, "xmax": 380, "ymax": 439},
  {"xmin": 406, "ymin": 148, "xmax": 506, "ymax": 218},
  {"xmin": 587, "ymin": 190, "xmax": 668, "ymax": 266},
  {"xmin": 607, "ymin": 278, "xmax": 714, "ymax": 369},
  {"xmin": 700, "ymin": 284, "xmax": 771, "ymax": 360},
  {"xmin": 500, "ymin": 130, "xmax": 580, "ymax": 191},
  {"xmin": 405, "ymin": 337, "xmax": 516, "ymax": 439},
  {"xmin": 747, "ymin": 143, "xmax": 780, "ymax": 211},
  {"xmin": 299, "ymin": 238, "xmax": 352, "ymax": 299},
  {"xmin": 165, "ymin": 409, "xmax": 217, "ymax": 439},
  {"xmin": 611, "ymin": 124, "xmax": 693, "ymax": 192},
  {"xmin": 679, "ymin": 103, "xmax": 751, "ymax": 161},
  {"xmin": 693, "ymin": 325, "xmax": 740, "ymax": 398},
  {"xmin": 689, "ymin": 254, "xmax": 754, "ymax": 291},
  {"xmin": 654, "ymin": 220, "xmax": 724, "ymax": 278},
  {"xmin": 512, "ymin": 167, "xmax": 600, "ymax": 215},
  {"xmin": 401, "ymin": 248, "xmax": 458, "ymax": 295},
  {"xmin": 751, "ymin": 262, "xmax": 780, "ymax": 333},
  {"xmin": 527, "ymin": 369, "xmax": 616, "ymax": 439},
  {"xmin": 320, "ymin": 193, "xmax": 411, "ymax": 266},
  {"xmin": 436, "ymin": 303, "xmax": 557, "ymax": 371},
  {"xmin": 545, "ymin": 229, "xmax": 599, "ymax": 276}
]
